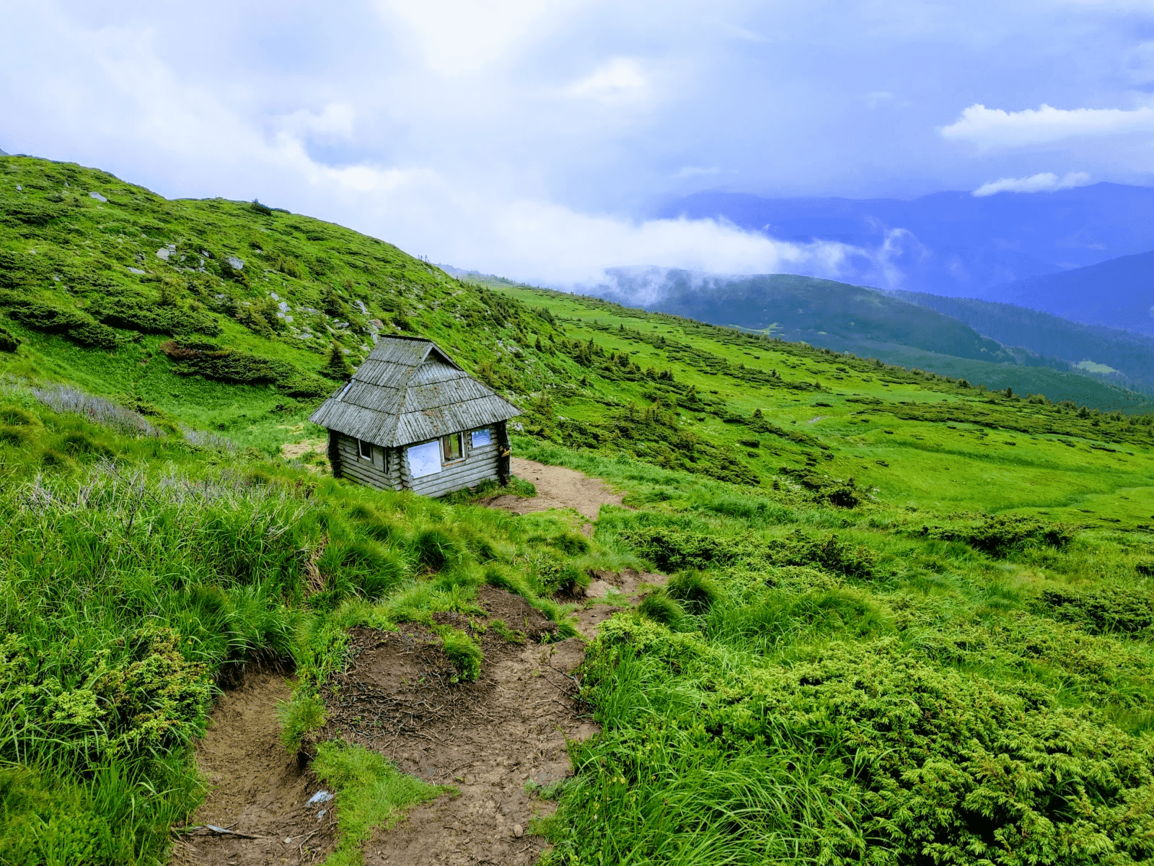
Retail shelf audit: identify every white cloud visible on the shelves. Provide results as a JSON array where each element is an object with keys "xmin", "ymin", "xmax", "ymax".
[
  {"xmin": 941, "ymin": 102, "xmax": 1154, "ymax": 148},
  {"xmin": 673, "ymin": 165, "xmax": 722, "ymax": 179},
  {"xmin": 371, "ymin": 0, "xmax": 577, "ymax": 75},
  {"xmin": 972, "ymin": 170, "xmax": 1092, "ymax": 197},
  {"xmin": 278, "ymin": 103, "xmax": 357, "ymax": 140},
  {"xmin": 564, "ymin": 57, "xmax": 649, "ymax": 104}
]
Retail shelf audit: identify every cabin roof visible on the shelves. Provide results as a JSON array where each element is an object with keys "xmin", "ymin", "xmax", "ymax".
[{"xmin": 309, "ymin": 336, "xmax": 520, "ymax": 447}]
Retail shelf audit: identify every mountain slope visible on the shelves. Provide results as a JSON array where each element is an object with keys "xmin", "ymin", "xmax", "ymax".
[
  {"xmin": 660, "ymin": 184, "xmax": 1154, "ymax": 296},
  {"xmin": 985, "ymin": 250, "xmax": 1154, "ymax": 336},
  {"xmin": 5, "ymin": 156, "xmax": 1154, "ymax": 866},
  {"xmin": 590, "ymin": 268, "xmax": 1154, "ymax": 413}
]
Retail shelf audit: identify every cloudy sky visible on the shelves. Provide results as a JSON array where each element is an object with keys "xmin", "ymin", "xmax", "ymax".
[{"xmin": 2, "ymin": 0, "xmax": 1152, "ymax": 284}]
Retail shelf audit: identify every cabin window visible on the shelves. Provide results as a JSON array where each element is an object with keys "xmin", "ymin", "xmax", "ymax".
[
  {"xmin": 470, "ymin": 428, "xmax": 492, "ymax": 447},
  {"xmin": 358, "ymin": 438, "xmax": 372, "ymax": 460},
  {"xmin": 442, "ymin": 433, "xmax": 464, "ymax": 462}
]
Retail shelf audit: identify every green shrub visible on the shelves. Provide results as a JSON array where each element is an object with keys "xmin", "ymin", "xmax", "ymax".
[
  {"xmin": 770, "ymin": 533, "xmax": 879, "ymax": 580},
  {"xmin": 921, "ymin": 514, "xmax": 1074, "ymax": 557},
  {"xmin": 159, "ymin": 339, "xmax": 329, "ymax": 396},
  {"xmin": 619, "ymin": 525, "xmax": 745, "ymax": 571},
  {"xmin": 534, "ymin": 559, "xmax": 588, "ymax": 595},
  {"xmin": 0, "ymin": 323, "xmax": 19, "ymax": 352},
  {"xmin": 91, "ymin": 295, "xmax": 221, "ymax": 337},
  {"xmin": 0, "ymin": 293, "xmax": 119, "ymax": 348},
  {"xmin": 1038, "ymin": 585, "xmax": 1154, "ymax": 635}
]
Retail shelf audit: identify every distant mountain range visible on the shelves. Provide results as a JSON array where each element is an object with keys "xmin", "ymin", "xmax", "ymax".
[
  {"xmin": 591, "ymin": 267, "xmax": 1154, "ymax": 412},
  {"xmin": 981, "ymin": 251, "xmax": 1154, "ymax": 336},
  {"xmin": 658, "ymin": 184, "xmax": 1154, "ymax": 300}
]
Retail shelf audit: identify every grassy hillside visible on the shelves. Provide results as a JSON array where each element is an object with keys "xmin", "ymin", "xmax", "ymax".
[
  {"xmin": 3, "ymin": 156, "xmax": 1154, "ymax": 865},
  {"xmin": 591, "ymin": 269, "xmax": 1154, "ymax": 413}
]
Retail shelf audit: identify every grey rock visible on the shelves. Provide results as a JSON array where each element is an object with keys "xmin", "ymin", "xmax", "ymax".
[{"xmin": 89, "ymin": 192, "xmax": 107, "ymax": 202}]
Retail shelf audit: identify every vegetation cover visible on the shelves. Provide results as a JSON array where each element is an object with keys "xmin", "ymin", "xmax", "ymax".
[{"xmin": 2, "ymin": 155, "xmax": 1154, "ymax": 865}]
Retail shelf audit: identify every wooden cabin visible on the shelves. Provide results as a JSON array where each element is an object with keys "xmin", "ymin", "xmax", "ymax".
[{"xmin": 310, "ymin": 336, "xmax": 520, "ymax": 497}]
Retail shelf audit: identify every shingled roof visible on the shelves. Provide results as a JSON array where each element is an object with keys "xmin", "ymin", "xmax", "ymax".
[{"xmin": 310, "ymin": 336, "xmax": 520, "ymax": 447}]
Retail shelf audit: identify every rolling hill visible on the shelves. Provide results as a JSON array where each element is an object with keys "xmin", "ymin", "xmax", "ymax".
[{"xmin": 4, "ymin": 154, "xmax": 1154, "ymax": 866}]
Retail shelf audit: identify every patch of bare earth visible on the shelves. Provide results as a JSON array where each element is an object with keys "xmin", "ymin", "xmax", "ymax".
[
  {"xmin": 280, "ymin": 438, "xmax": 327, "ymax": 469},
  {"xmin": 170, "ymin": 671, "xmax": 338, "ymax": 866},
  {"xmin": 319, "ymin": 586, "xmax": 586, "ymax": 866},
  {"xmin": 482, "ymin": 458, "xmax": 624, "ymax": 527}
]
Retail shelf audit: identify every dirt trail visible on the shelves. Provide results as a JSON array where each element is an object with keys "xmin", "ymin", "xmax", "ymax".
[
  {"xmin": 482, "ymin": 457, "xmax": 624, "ymax": 525},
  {"xmin": 170, "ymin": 672, "xmax": 338, "ymax": 866},
  {"xmin": 178, "ymin": 462, "xmax": 660, "ymax": 866}
]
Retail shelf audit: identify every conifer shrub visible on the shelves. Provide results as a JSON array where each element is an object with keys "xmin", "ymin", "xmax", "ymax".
[
  {"xmin": 766, "ymin": 533, "xmax": 880, "ymax": 580},
  {"xmin": 90, "ymin": 295, "xmax": 220, "ymax": 336},
  {"xmin": 1038, "ymin": 585, "xmax": 1154, "ymax": 635},
  {"xmin": 159, "ymin": 340, "xmax": 329, "ymax": 397},
  {"xmin": 920, "ymin": 514, "xmax": 1073, "ymax": 557},
  {"xmin": 0, "ymin": 293, "xmax": 120, "ymax": 348},
  {"xmin": 323, "ymin": 342, "xmax": 353, "ymax": 379},
  {"xmin": 0, "ymin": 323, "xmax": 19, "ymax": 352},
  {"xmin": 619, "ymin": 525, "xmax": 746, "ymax": 571}
]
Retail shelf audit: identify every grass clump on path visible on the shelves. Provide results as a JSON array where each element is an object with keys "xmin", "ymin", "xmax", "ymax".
[{"xmin": 312, "ymin": 741, "xmax": 447, "ymax": 866}]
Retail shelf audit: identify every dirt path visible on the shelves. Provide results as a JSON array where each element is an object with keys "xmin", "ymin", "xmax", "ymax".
[
  {"xmin": 177, "ymin": 462, "xmax": 659, "ymax": 866},
  {"xmin": 482, "ymin": 458, "xmax": 624, "ymax": 525},
  {"xmin": 170, "ymin": 672, "xmax": 338, "ymax": 866}
]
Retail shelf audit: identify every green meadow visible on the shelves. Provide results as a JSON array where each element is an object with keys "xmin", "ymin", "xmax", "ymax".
[{"xmin": 2, "ymin": 155, "xmax": 1153, "ymax": 864}]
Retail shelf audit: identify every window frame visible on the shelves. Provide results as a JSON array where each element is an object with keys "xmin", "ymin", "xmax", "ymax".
[
  {"xmin": 441, "ymin": 432, "xmax": 465, "ymax": 463},
  {"xmin": 358, "ymin": 438, "xmax": 373, "ymax": 460}
]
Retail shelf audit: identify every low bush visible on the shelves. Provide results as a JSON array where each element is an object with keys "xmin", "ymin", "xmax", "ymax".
[
  {"xmin": 1038, "ymin": 584, "xmax": 1154, "ymax": 635},
  {"xmin": 0, "ymin": 293, "xmax": 119, "ymax": 348},
  {"xmin": 0, "ymin": 323, "xmax": 19, "ymax": 352},
  {"xmin": 91, "ymin": 295, "xmax": 221, "ymax": 337},
  {"xmin": 619, "ymin": 525, "xmax": 747, "ymax": 571},
  {"xmin": 160, "ymin": 340, "xmax": 329, "ymax": 397},
  {"xmin": 920, "ymin": 514, "xmax": 1074, "ymax": 557},
  {"xmin": 769, "ymin": 533, "xmax": 880, "ymax": 580}
]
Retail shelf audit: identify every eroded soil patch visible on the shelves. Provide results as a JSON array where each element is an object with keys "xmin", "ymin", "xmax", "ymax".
[
  {"xmin": 171, "ymin": 671, "xmax": 337, "ymax": 866},
  {"xmin": 483, "ymin": 457, "xmax": 624, "ymax": 527},
  {"xmin": 321, "ymin": 586, "xmax": 594, "ymax": 866}
]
